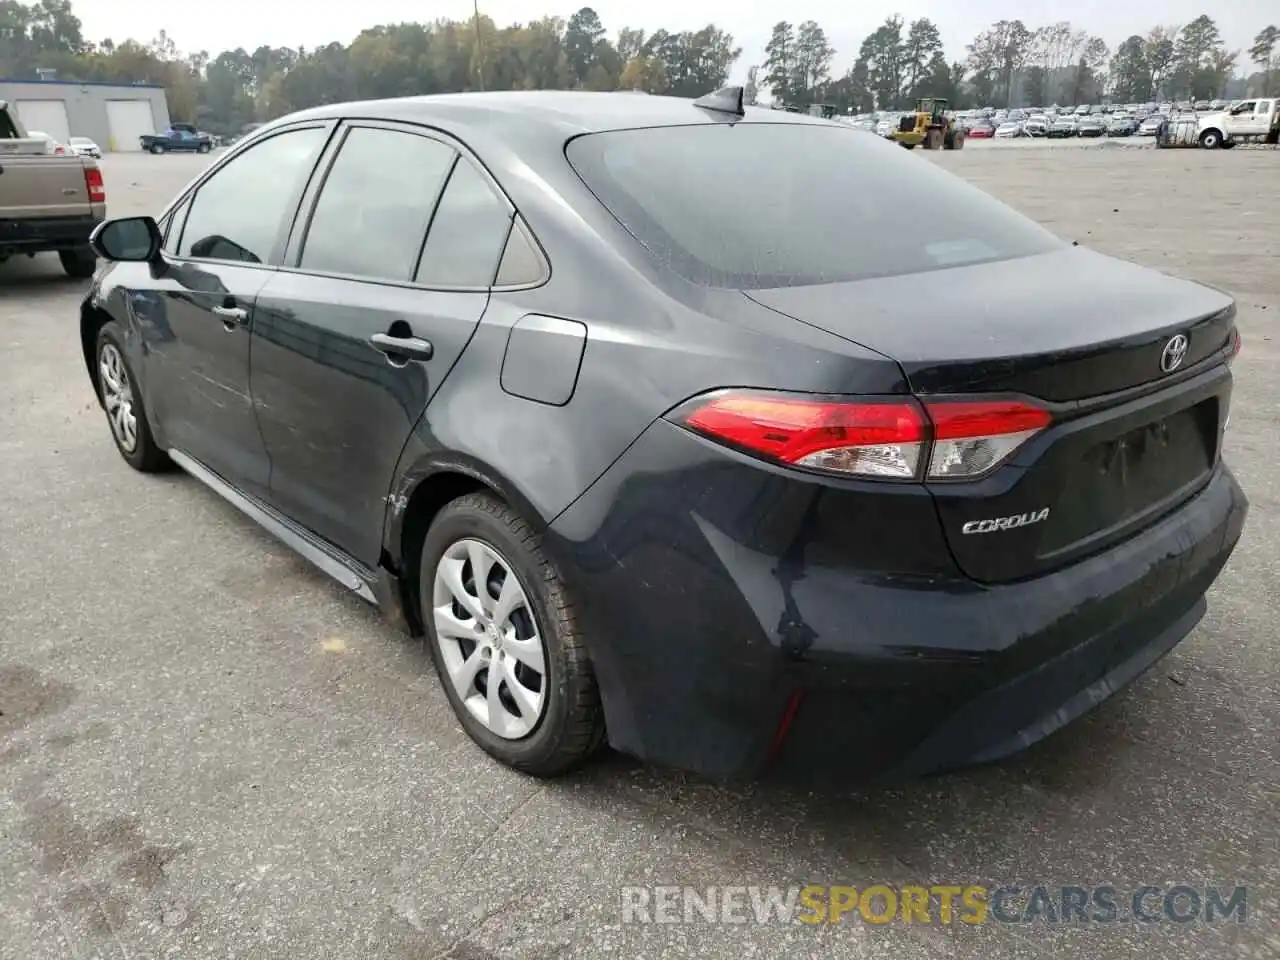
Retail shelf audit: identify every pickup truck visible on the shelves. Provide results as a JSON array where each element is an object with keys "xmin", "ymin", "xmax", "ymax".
[
  {"xmin": 0, "ymin": 99, "xmax": 103, "ymax": 278},
  {"xmin": 1197, "ymin": 98, "xmax": 1280, "ymax": 148},
  {"xmin": 139, "ymin": 123, "xmax": 213, "ymax": 154}
]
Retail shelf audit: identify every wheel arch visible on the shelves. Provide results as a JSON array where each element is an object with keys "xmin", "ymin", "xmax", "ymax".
[
  {"xmin": 80, "ymin": 300, "xmax": 114, "ymax": 403},
  {"xmin": 384, "ymin": 452, "xmax": 553, "ymax": 635}
]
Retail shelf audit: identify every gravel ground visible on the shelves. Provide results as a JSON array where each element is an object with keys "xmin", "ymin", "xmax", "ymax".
[{"xmin": 1, "ymin": 144, "xmax": 1277, "ymax": 960}]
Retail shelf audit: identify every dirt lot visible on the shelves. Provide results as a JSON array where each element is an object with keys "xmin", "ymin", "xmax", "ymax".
[{"xmin": 1, "ymin": 145, "xmax": 1277, "ymax": 960}]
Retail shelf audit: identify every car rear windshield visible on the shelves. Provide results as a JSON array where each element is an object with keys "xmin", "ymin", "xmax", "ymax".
[{"xmin": 566, "ymin": 122, "xmax": 1063, "ymax": 289}]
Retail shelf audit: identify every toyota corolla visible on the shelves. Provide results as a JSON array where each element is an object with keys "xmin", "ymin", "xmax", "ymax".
[{"xmin": 80, "ymin": 89, "xmax": 1247, "ymax": 784}]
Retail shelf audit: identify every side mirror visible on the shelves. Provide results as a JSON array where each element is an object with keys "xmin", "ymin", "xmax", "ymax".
[{"xmin": 89, "ymin": 216, "xmax": 161, "ymax": 262}]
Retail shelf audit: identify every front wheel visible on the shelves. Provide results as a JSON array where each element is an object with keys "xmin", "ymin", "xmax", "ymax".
[
  {"xmin": 94, "ymin": 322, "xmax": 169, "ymax": 472},
  {"xmin": 197, "ymin": 143, "xmax": 211, "ymax": 154},
  {"xmin": 150, "ymin": 143, "xmax": 165, "ymax": 154},
  {"xmin": 420, "ymin": 493, "xmax": 605, "ymax": 777}
]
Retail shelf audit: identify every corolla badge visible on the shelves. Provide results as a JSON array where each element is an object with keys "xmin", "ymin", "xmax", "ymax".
[
  {"xmin": 961, "ymin": 508, "xmax": 1050, "ymax": 535},
  {"xmin": 1160, "ymin": 334, "xmax": 1189, "ymax": 374}
]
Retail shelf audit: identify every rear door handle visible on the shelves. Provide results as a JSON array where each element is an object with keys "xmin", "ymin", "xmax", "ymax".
[{"xmin": 370, "ymin": 332, "xmax": 434, "ymax": 363}]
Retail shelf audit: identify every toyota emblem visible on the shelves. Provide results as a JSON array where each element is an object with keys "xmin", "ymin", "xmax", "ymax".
[{"xmin": 1160, "ymin": 334, "xmax": 1189, "ymax": 374}]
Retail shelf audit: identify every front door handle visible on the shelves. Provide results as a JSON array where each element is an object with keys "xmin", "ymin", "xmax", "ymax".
[
  {"xmin": 212, "ymin": 304, "xmax": 249, "ymax": 329},
  {"xmin": 370, "ymin": 332, "xmax": 434, "ymax": 363}
]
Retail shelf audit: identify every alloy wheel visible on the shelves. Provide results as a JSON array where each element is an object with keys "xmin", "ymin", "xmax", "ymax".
[
  {"xmin": 99, "ymin": 343, "xmax": 138, "ymax": 454},
  {"xmin": 432, "ymin": 538, "xmax": 547, "ymax": 739}
]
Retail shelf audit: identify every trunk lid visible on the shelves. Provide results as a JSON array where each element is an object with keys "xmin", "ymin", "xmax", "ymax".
[
  {"xmin": 745, "ymin": 247, "xmax": 1234, "ymax": 402},
  {"xmin": 746, "ymin": 247, "xmax": 1236, "ymax": 583}
]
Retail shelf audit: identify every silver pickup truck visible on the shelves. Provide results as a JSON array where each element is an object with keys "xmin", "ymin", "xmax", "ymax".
[{"xmin": 1, "ymin": 98, "xmax": 104, "ymax": 277}]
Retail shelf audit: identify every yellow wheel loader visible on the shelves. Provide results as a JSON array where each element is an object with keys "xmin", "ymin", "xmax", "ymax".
[{"xmin": 889, "ymin": 98, "xmax": 965, "ymax": 150}]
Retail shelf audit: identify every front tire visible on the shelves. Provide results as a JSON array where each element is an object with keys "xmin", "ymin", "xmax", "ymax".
[
  {"xmin": 95, "ymin": 322, "xmax": 169, "ymax": 472},
  {"xmin": 420, "ymin": 493, "xmax": 605, "ymax": 777},
  {"xmin": 59, "ymin": 248, "xmax": 96, "ymax": 279}
]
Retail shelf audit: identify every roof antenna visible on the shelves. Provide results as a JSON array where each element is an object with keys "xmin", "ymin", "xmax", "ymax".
[{"xmin": 693, "ymin": 86, "xmax": 745, "ymax": 118}]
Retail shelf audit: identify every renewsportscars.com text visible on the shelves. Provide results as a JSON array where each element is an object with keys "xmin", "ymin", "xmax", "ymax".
[{"xmin": 620, "ymin": 884, "xmax": 1248, "ymax": 925}]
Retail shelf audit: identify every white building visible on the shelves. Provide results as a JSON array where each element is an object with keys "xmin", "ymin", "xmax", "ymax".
[{"xmin": 0, "ymin": 77, "xmax": 171, "ymax": 151}]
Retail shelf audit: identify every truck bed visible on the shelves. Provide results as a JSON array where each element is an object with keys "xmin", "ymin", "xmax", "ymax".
[{"xmin": 1, "ymin": 100, "xmax": 104, "ymax": 266}]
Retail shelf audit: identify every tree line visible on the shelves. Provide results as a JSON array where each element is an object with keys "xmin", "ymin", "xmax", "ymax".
[
  {"xmin": 0, "ymin": 1, "xmax": 1276, "ymax": 134},
  {"xmin": 0, "ymin": 1, "xmax": 739, "ymax": 132},
  {"xmin": 766, "ymin": 15, "xmax": 1278, "ymax": 113}
]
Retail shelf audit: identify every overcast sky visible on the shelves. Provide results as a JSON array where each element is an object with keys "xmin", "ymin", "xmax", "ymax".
[{"xmin": 72, "ymin": 0, "xmax": 1275, "ymax": 83}]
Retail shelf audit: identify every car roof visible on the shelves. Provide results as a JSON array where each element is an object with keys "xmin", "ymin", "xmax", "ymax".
[{"xmin": 277, "ymin": 90, "xmax": 831, "ymax": 144}]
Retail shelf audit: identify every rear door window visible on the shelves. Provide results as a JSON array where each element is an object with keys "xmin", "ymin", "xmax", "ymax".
[
  {"xmin": 413, "ymin": 158, "xmax": 513, "ymax": 288},
  {"xmin": 566, "ymin": 123, "xmax": 1063, "ymax": 289},
  {"xmin": 299, "ymin": 126, "xmax": 457, "ymax": 283}
]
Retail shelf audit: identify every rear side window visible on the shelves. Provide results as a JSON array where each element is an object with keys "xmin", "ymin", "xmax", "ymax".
[
  {"xmin": 566, "ymin": 124, "xmax": 1064, "ymax": 289},
  {"xmin": 414, "ymin": 159, "xmax": 513, "ymax": 288},
  {"xmin": 179, "ymin": 127, "xmax": 327, "ymax": 264},
  {"xmin": 494, "ymin": 216, "xmax": 546, "ymax": 287},
  {"xmin": 300, "ymin": 127, "xmax": 457, "ymax": 282}
]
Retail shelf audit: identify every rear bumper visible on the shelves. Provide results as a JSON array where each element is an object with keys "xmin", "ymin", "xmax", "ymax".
[
  {"xmin": 0, "ymin": 215, "xmax": 100, "ymax": 256},
  {"xmin": 548, "ymin": 419, "xmax": 1248, "ymax": 784}
]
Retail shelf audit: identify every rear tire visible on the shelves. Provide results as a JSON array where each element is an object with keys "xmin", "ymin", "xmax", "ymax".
[
  {"xmin": 419, "ymin": 492, "xmax": 605, "ymax": 777},
  {"xmin": 1199, "ymin": 129, "xmax": 1221, "ymax": 149},
  {"xmin": 59, "ymin": 248, "xmax": 96, "ymax": 279},
  {"xmin": 925, "ymin": 129, "xmax": 943, "ymax": 150},
  {"xmin": 94, "ymin": 321, "xmax": 169, "ymax": 472}
]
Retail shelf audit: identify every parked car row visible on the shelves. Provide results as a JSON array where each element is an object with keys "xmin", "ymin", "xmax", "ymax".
[{"xmin": 964, "ymin": 107, "xmax": 1203, "ymax": 141}]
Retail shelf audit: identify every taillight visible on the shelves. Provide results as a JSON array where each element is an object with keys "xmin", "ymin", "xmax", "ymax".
[
  {"xmin": 84, "ymin": 166, "xmax": 105, "ymax": 203},
  {"xmin": 1227, "ymin": 328, "xmax": 1242, "ymax": 364},
  {"xmin": 675, "ymin": 390, "xmax": 1051, "ymax": 481},
  {"xmin": 681, "ymin": 391, "xmax": 927, "ymax": 479},
  {"xmin": 925, "ymin": 400, "xmax": 1052, "ymax": 479}
]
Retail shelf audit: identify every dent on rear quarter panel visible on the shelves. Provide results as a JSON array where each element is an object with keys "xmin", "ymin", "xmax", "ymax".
[{"xmin": 382, "ymin": 285, "xmax": 905, "ymax": 576}]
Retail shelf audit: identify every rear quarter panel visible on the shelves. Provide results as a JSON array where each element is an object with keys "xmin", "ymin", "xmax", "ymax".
[{"xmin": 383, "ymin": 128, "xmax": 907, "ymax": 557}]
